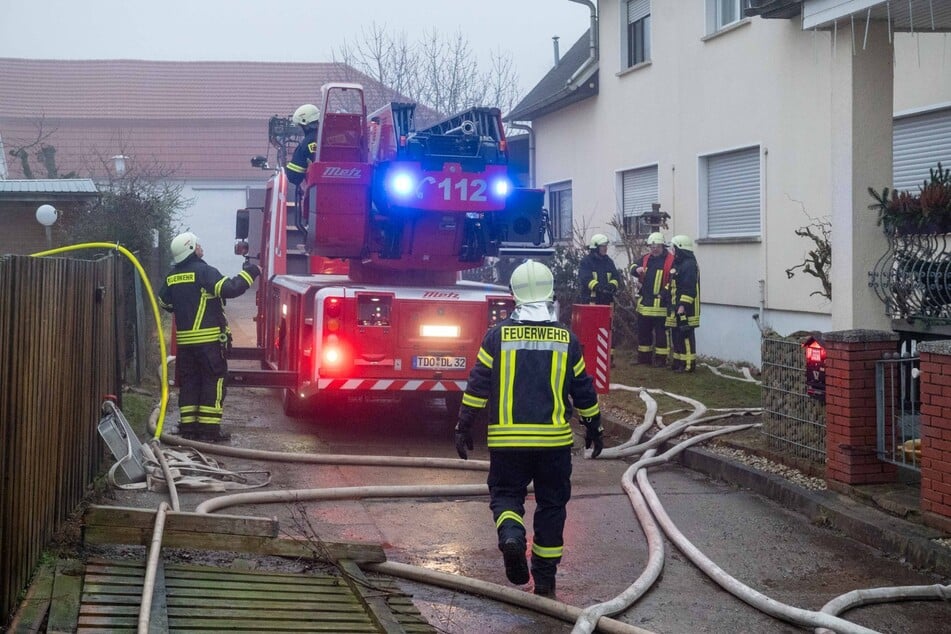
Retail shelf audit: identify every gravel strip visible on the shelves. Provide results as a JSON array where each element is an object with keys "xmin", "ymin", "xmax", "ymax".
[{"xmin": 702, "ymin": 444, "xmax": 827, "ymax": 491}]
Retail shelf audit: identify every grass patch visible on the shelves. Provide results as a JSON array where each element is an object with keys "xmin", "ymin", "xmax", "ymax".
[
  {"xmin": 120, "ymin": 390, "xmax": 157, "ymax": 438},
  {"xmin": 606, "ymin": 358, "xmax": 760, "ymax": 420}
]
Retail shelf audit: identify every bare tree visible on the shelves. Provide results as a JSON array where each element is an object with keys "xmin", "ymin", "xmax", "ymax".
[
  {"xmin": 7, "ymin": 117, "xmax": 77, "ymax": 179},
  {"xmin": 333, "ymin": 23, "xmax": 521, "ymax": 118}
]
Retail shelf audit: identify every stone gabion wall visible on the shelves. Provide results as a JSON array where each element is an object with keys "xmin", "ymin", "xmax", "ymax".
[{"xmin": 760, "ymin": 335, "xmax": 826, "ymax": 463}]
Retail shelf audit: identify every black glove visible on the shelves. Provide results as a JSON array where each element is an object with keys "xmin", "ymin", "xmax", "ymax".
[
  {"xmin": 455, "ymin": 422, "xmax": 474, "ymax": 460},
  {"xmin": 243, "ymin": 260, "xmax": 261, "ymax": 278},
  {"xmin": 580, "ymin": 414, "xmax": 604, "ymax": 458},
  {"xmin": 677, "ymin": 312, "xmax": 691, "ymax": 333},
  {"xmin": 455, "ymin": 406, "xmax": 477, "ymax": 460}
]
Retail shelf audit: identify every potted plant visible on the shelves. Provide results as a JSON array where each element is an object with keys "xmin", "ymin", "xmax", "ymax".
[{"xmin": 869, "ymin": 162, "xmax": 951, "ymax": 235}]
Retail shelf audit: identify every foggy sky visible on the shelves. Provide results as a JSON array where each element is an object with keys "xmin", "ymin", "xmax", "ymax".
[{"xmin": 0, "ymin": 0, "xmax": 588, "ymax": 96}]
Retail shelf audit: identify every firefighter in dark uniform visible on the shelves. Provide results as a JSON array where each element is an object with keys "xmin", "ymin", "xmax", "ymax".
[
  {"xmin": 666, "ymin": 235, "xmax": 701, "ymax": 373},
  {"xmin": 285, "ymin": 103, "xmax": 320, "ymax": 186},
  {"xmin": 454, "ymin": 260, "xmax": 603, "ymax": 598},
  {"xmin": 631, "ymin": 232, "xmax": 674, "ymax": 367},
  {"xmin": 578, "ymin": 233, "xmax": 622, "ymax": 305},
  {"xmin": 159, "ymin": 232, "xmax": 260, "ymax": 441}
]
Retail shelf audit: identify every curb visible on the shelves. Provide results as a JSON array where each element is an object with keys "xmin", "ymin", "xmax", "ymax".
[{"xmin": 675, "ymin": 445, "xmax": 951, "ymax": 578}]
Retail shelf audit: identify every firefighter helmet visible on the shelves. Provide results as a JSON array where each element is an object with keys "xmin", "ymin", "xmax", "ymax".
[
  {"xmin": 292, "ymin": 103, "xmax": 321, "ymax": 127},
  {"xmin": 170, "ymin": 232, "xmax": 200, "ymax": 264},
  {"xmin": 509, "ymin": 260, "xmax": 554, "ymax": 305},
  {"xmin": 646, "ymin": 232, "xmax": 666, "ymax": 246},
  {"xmin": 589, "ymin": 234, "xmax": 610, "ymax": 249},
  {"xmin": 671, "ymin": 234, "xmax": 694, "ymax": 252}
]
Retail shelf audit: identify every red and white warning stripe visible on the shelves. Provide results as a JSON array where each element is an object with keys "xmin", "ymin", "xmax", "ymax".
[
  {"xmin": 317, "ymin": 379, "xmax": 467, "ymax": 392},
  {"xmin": 594, "ymin": 326, "xmax": 611, "ymax": 391}
]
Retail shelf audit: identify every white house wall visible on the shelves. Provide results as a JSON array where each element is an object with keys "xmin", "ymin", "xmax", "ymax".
[
  {"xmin": 174, "ymin": 180, "xmax": 256, "ymax": 275},
  {"xmin": 534, "ymin": 2, "xmax": 951, "ymax": 365}
]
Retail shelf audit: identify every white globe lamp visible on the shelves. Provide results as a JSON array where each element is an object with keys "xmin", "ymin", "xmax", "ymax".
[{"xmin": 35, "ymin": 204, "xmax": 58, "ymax": 227}]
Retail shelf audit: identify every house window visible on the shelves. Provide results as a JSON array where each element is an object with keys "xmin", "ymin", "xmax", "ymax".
[
  {"xmin": 621, "ymin": 165, "xmax": 659, "ymax": 237},
  {"xmin": 548, "ymin": 181, "xmax": 573, "ymax": 242},
  {"xmin": 707, "ymin": 0, "xmax": 750, "ymax": 33},
  {"xmin": 625, "ymin": 0, "xmax": 651, "ymax": 68},
  {"xmin": 700, "ymin": 146, "xmax": 760, "ymax": 237}
]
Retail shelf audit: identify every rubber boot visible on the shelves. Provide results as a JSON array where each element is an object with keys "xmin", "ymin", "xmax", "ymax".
[
  {"xmin": 197, "ymin": 425, "xmax": 231, "ymax": 442},
  {"xmin": 175, "ymin": 423, "xmax": 198, "ymax": 439},
  {"xmin": 531, "ymin": 555, "xmax": 557, "ymax": 598},
  {"xmin": 500, "ymin": 538, "xmax": 529, "ymax": 585}
]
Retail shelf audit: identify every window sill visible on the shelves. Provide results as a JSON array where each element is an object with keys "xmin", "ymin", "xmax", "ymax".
[
  {"xmin": 696, "ymin": 236, "xmax": 761, "ymax": 245},
  {"xmin": 701, "ymin": 18, "xmax": 751, "ymax": 43},
  {"xmin": 616, "ymin": 60, "xmax": 652, "ymax": 78}
]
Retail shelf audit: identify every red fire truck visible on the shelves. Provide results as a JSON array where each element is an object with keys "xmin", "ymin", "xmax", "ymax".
[{"xmin": 231, "ymin": 83, "xmax": 550, "ymax": 417}]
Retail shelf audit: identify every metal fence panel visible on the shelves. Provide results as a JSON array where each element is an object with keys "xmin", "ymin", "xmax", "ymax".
[
  {"xmin": 761, "ymin": 336, "xmax": 826, "ymax": 464},
  {"xmin": 876, "ymin": 354, "xmax": 922, "ymax": 471},
  {"xmin": 0, "ymin": 254, "xmax": 122, "ymax": 624}
]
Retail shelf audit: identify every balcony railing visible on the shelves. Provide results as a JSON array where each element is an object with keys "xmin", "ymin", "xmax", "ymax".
[{"xmin": 869, "ymin": 233, "xmax": 951, "ymax": 331}]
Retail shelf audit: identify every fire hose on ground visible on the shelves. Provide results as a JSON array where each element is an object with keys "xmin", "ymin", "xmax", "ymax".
[
  {"xmin": 131, "ymin": 384, "xmax": 951, "ymax": 634},
  {"xmin": 34, "ymin": 242, "xmax": 949, "ymax": 631}
]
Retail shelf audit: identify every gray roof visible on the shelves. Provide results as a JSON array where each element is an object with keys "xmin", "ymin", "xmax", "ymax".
[
  {"xmin": 506, "ymin": 31, "xmax": 598, "ymax": 122},
  {"xmin": 0, "ymin": 178, "xmax": 99, "ymax": 198}
]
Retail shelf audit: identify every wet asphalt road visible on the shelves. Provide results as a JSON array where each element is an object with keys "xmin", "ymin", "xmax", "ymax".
[
  {"xmin": 155, "ymin": 385, "xmax": 949, "ymax": 634},
  {"xmin": 132, "ymin": 293, "xmax": 950, "ymax": 632}
]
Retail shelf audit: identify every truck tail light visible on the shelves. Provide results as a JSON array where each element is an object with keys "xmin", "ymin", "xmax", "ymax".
[
  {"xmin": 321, "ymin": 297, "xmax": 349, "ymax": 374},
  {"xmin": 325, "ymin": 296, "xmax": 342, "ymax": 333},
  {"xmin": 323, "ymin": 334, "xmax": 344, "ymax": 366}
]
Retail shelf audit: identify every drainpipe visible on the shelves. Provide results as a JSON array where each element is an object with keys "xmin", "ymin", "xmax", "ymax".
[
  {"xmin": 0, "ymin": 132, "xmax": 8, "ymax": 180},
  {"xmin": 508, "ymin": 122, "xmax": 535, "ymax": 188},
  {"xmin": 566, "ymin": 0, "xmax": 598, "ymax": 91}
]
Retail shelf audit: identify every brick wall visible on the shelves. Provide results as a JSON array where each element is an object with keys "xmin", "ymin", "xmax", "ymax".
[
  {"xmin": 917, "ymin": 340, "xmax": 951, "ymax": 531},
  {"xmin": 824, "ymin": 330, "xmax": 898, "ymax": 486}
]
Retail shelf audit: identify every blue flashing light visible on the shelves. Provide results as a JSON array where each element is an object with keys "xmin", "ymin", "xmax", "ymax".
[
  {"xmin": 389, "ymin": 171, "xmax": 416, "ymax": 197},
  {"xmin": 491, "ymin": 178, "xmax": 511, "ymax": 198}
]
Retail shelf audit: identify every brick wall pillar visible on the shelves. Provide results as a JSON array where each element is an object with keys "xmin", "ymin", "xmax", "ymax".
[
  {"xmin": 917, "ymin": 341, "xmax": 951, "ymax": 531},
  {"xmin": 824, "ymin": 329, "xmax": 898, "ymax": 486}
]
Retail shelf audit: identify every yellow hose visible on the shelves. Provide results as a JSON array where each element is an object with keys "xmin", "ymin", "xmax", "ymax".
[{"xmin": 31, "ymin": 242, "xmax": 169, "ymax": 438}]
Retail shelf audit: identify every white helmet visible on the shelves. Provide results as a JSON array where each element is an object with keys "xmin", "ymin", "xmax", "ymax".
[
  {"xmin": 671, "ymin": 234, "xmax": 694, "ymax": 251},
  {"xmin": 170, "ymin": 232, "xmax": 199, "ymax": 264},
  {"xmin": 292, "ymin": 103, "xmax": 321, "ymax": 127},
  {"xmin": 589, "ymin": 234, "xmax": 610, "ymax": 249},
  {"xmin": 646, "ymin": 232, "xmax": 665, "ymax": 246},
  {"xmin": 509, "ymin": 260, "xmax": 554, "ymax": 305}
]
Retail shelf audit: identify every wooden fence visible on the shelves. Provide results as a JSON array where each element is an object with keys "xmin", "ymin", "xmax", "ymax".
[{"xmin": 0, "ymin": 253, "xmax": 123, "ymax": 624}]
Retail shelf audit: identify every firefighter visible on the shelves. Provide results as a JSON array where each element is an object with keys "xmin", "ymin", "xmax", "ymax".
[
  {"xmin": 631, "ymin": 232, "xmax": 674, "ymax": 367},
  {"xmin": 285, "ymin": 103, "xmax": 320, "ymax": 186},
  {"xmin": 578, "ymin": 234, "xmax": 622, "ymax": 305},
  {"xmin": 665, "ymin": 235, "xmax": 701, "ymax": 373},
  {"xmin": 159, "ymin": 232, "xmax": 261, "ymax": 441},
  {"xmin": 454, "ymin": 260, "xmax": 602, "ymax": 598}
]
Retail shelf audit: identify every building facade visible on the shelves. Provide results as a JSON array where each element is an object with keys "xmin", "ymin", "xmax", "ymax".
[{"xmin": 509, "ymin": 1, "xmax": 951, "ymax": 365}]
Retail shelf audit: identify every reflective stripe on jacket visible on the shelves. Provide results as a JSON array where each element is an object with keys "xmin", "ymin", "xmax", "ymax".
[
  {"xmin": 633, "ymin": 250, "xmax": 674, "ymax": 317},
  {"xmin": 159, "ymin": 256, "xmax": 255, "ymax": 346},
  {"xmin": 285, "ymin": 129, "xmax": 317, "ymax": 186},
  {"xmin": 665, "ymin": 252, "xmax": 701, "ymax": 328},
  {"xmin": 461, "ymin": 318, "xmax": 600, "ymax": 449}
]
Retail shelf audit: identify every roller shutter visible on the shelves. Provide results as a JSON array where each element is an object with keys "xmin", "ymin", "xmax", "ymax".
[
  {"xmin": 706, "ymin": 146, "xmax": 760, "ymax": 236},
  {"xmin": 894, "ymin": 107, "xmax": 951, "ymax": 192},
  {"xmin": 622, "ymin": 165, "xmax": 658, "ymax": 218}
]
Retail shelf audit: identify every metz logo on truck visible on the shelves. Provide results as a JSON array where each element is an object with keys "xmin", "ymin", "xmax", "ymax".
[
  {"xmin": 422, "ymin": 291, "xmax": 460, "ymax": 300},
  {"xmin": 322, "ymin": 166, "xmax": 365, "ymax": 179}
]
